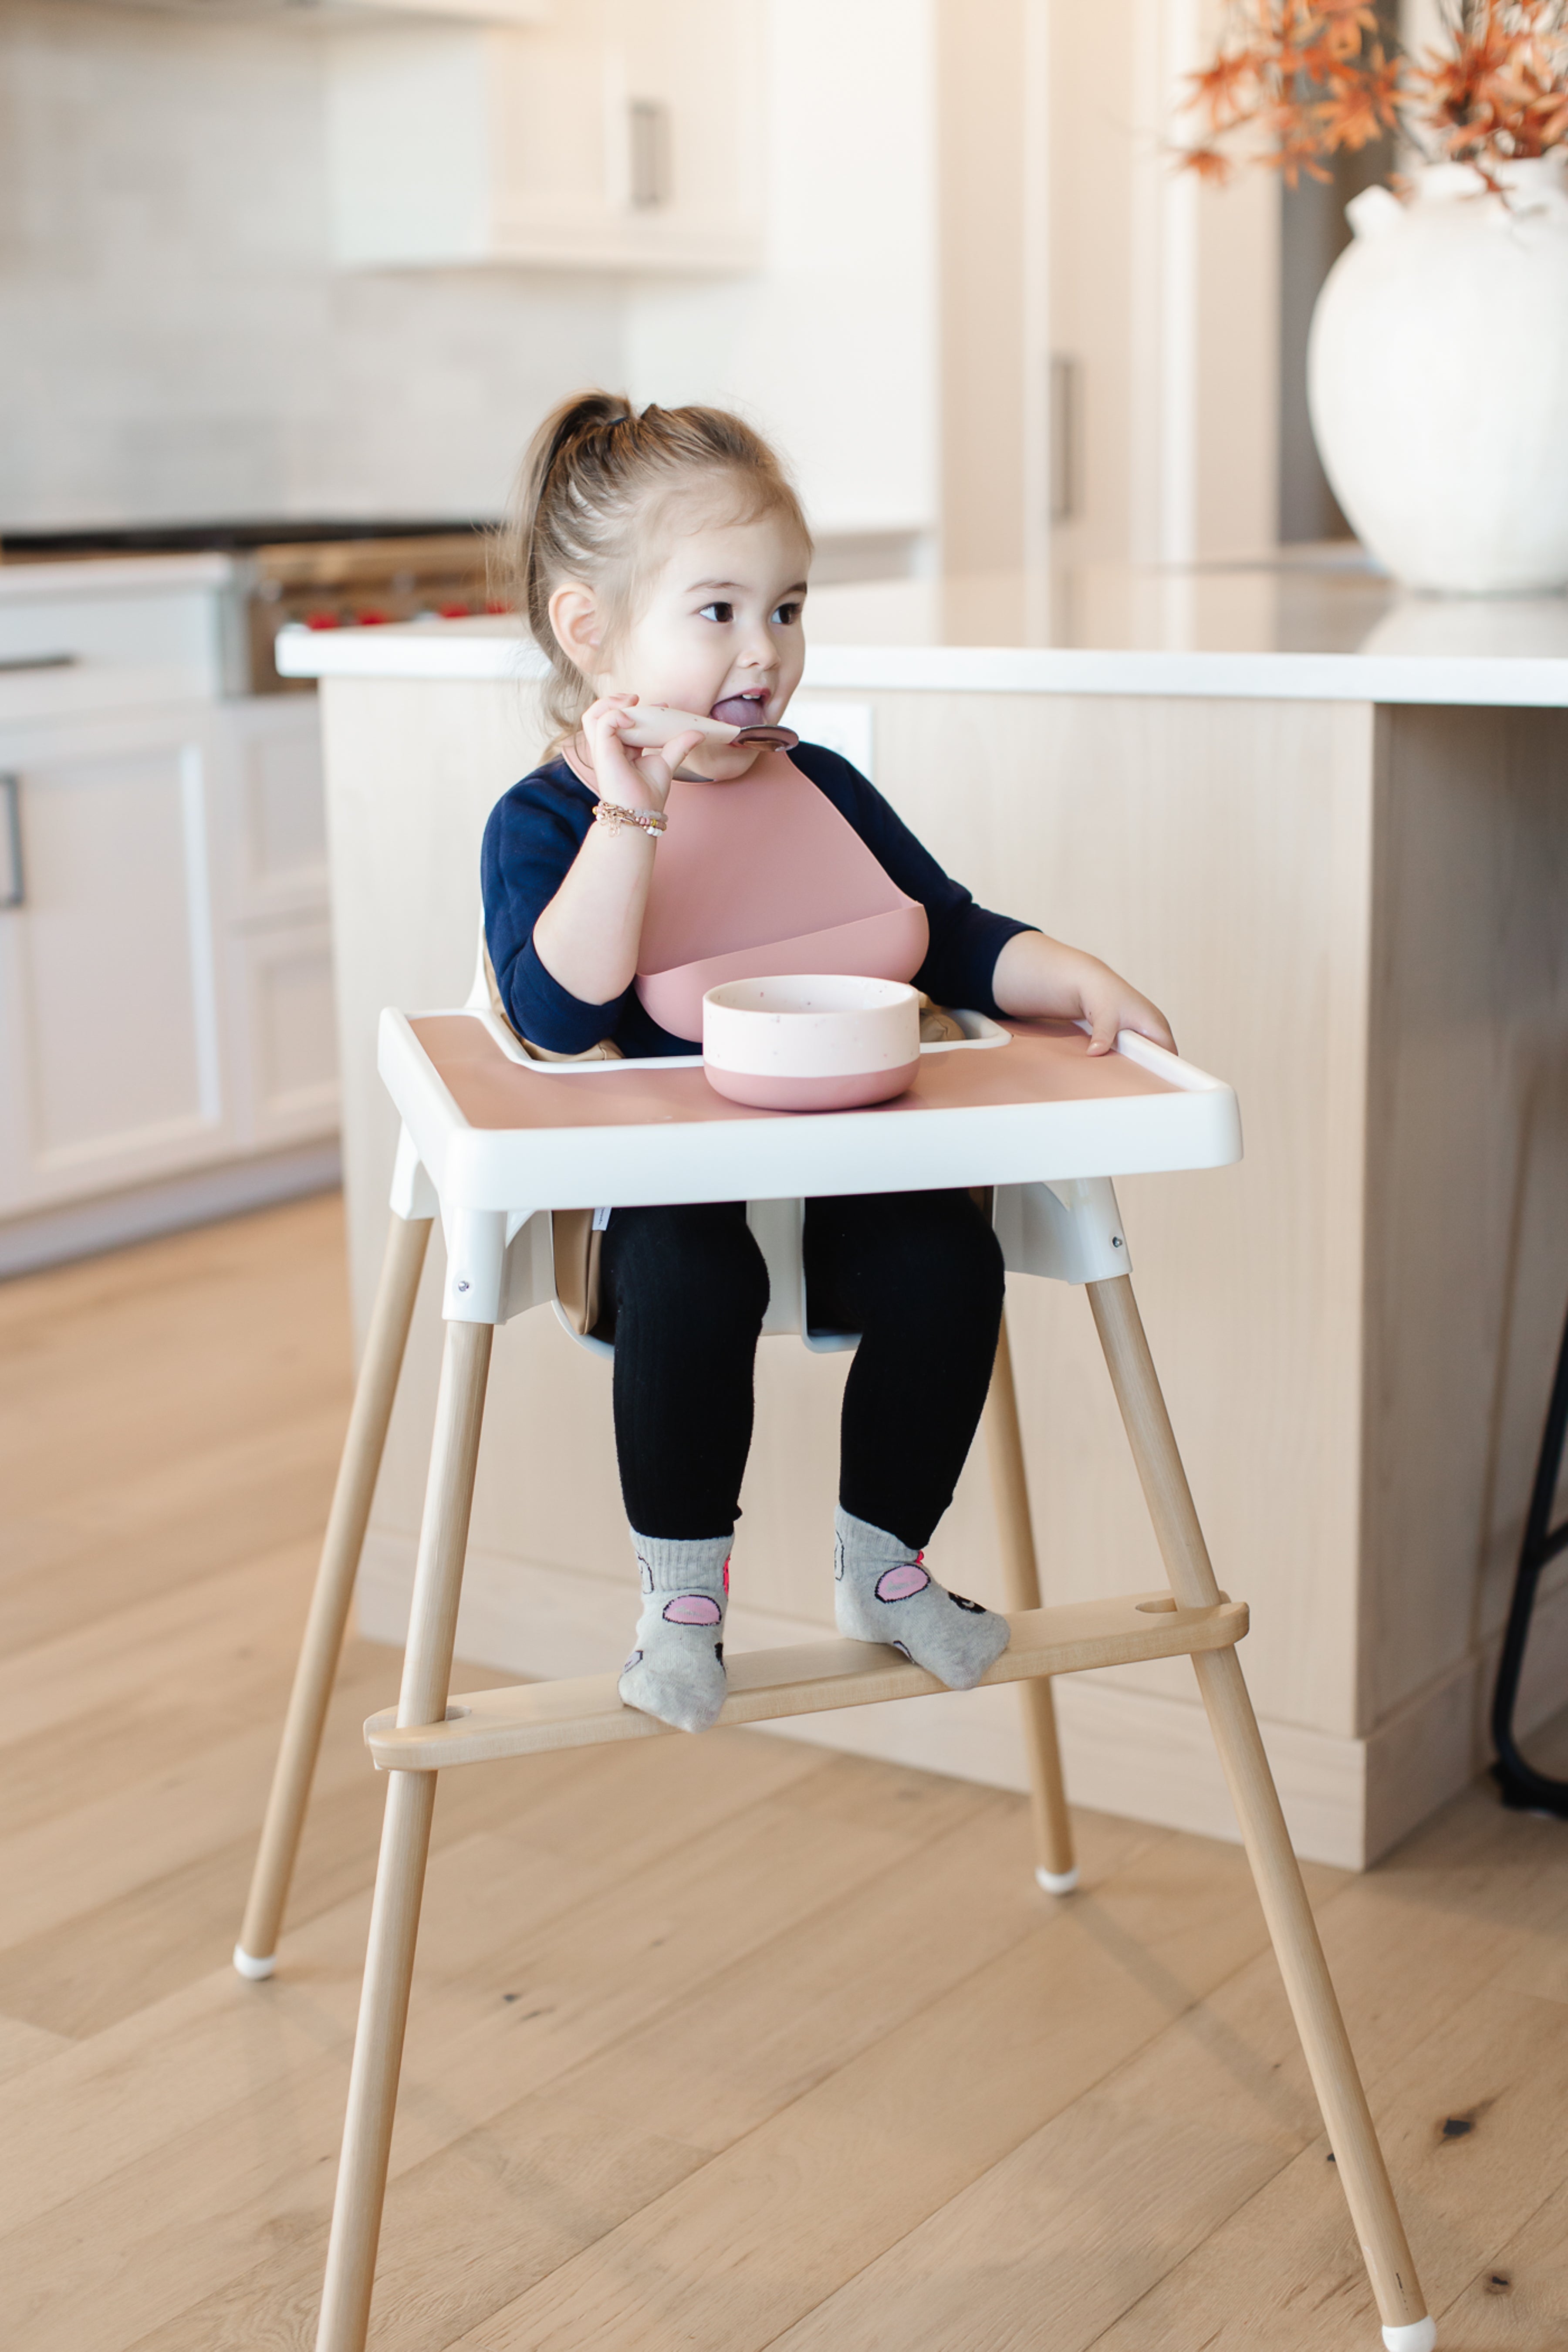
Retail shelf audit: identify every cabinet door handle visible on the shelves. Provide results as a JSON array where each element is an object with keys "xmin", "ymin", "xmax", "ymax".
[
  {"xmin": 629, "ymin": 98, "xmax": 671, "ymax": 210},
  {"xmin": 0, "ymin": 652, "xmax": 77, "ymax": 673},
  {"xmin": 0, "ymin": 773, "xmax": 23, "ymax": 909}
]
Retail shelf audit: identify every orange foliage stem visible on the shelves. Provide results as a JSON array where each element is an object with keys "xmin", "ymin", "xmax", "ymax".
[{"xmin": 1179, "ymin": 0, "xmax": 1568, "ymax": 189}]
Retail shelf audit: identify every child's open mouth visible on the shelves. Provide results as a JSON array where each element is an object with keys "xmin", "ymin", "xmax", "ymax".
[
  {"xmin": 710, "ymin": 691, "xmax": 771, "ymax": 729},
  {"xmin": 706, "ymin": 689, "xmax": 798, "ymax": 750}
]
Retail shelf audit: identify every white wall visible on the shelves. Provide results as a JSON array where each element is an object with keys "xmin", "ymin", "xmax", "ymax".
[
  {"xmin": 0, "ymin": 0, "xmax": 937, "ymax": 546},
  {"xmin": 1051, "ymin": 0, "xmax": 1279, "ymax": 573},
  {"xmin": 628, "ymin": 0, "xmax": 1284, "ymax": 577},
  {"xmin": 0, "ymin": 1, "xmax": 624, "ymax": 527},
  {"xmin": 624, "ymin": 0, "xmax": 939, "ymax": 547},
  {"xmin": 1400, "ymin": 0, "xmax": 1446, "ymax": 64},
  {"xmin": 0, "ymin": 1, "xmax": 1280, "ymax": 567}
]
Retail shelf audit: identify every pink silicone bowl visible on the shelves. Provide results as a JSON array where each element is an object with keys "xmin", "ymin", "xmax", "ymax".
[{"xmin": 701, "ymin": 976, "xmax": 922, "ymax": 1112}]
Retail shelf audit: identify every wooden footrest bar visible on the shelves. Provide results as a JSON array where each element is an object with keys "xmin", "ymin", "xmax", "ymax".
[{"xmin": 364, "ymin": 1590, "xmax": 1247, "ymax": 1771}]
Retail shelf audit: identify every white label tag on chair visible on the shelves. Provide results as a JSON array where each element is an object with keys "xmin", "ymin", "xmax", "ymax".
[{"xmin": 591, "ymin": 1205, "xmax": 612, "ymax": 1231}]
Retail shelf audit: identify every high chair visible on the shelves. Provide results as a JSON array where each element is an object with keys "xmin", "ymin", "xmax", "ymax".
[{"xmin": 235, "ymin": 969, "xmax": 1437, "ymax": 2352}]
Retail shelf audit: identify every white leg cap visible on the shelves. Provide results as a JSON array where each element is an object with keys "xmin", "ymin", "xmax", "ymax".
[
  {"xmin": 233, "ymin": 1944, "xmax": 276, "ymax": 1981},
  {"xmin": 1382, "ymin": 2319, "xmax": 1436, "ymax": 2352},
  {"xmin": 1035, "ymin": 1865, "xmax": 1079, "ymax": 1896}
]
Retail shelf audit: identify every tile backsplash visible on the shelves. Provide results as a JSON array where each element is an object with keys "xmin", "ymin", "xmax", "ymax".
[{"xmin": 0, "ymin": 2, "xmax": 622, "ymax": 527}]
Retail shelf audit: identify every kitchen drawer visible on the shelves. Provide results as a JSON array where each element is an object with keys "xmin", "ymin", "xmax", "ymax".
[{"xmin": 0, "ymin": 557, "xmax": 234, "ymax": 723}]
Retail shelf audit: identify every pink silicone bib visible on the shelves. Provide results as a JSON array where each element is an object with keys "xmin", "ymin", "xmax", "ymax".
[{"xmin": 630, "ymin": 750, "xmax": 929, "ymax": 1041}]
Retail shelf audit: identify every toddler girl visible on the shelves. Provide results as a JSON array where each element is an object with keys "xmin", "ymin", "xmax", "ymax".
[{"xmin": 482, "ymin": 392, "xmax": 1173, "ymax": 1735}]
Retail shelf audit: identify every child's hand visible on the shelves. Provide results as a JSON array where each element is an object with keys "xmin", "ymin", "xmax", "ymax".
[
  {"xmin": 991, "ymin": 933, "xmax": 1178, "ymax": 1058},
  {"xmin": 534, "ymin": 696, "xmax": 706, "ymax": 1009},
  {"xmin": 582, "ymin": 695, "xmax": 703, "ymax": 816},
  {"xmin": 1078, "ymin": 964, "xmax": 1176, "ymax": 1058}
]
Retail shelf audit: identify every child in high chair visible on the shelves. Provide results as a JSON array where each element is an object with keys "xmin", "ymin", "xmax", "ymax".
[{"xmin": 482, "ymin": 392, "xmax": 1174, "ymax": 1736}]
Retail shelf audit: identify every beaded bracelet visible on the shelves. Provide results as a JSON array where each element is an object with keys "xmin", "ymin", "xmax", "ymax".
[{"xmin": 592, "ymin": 798, "xmax": 668, "ymax": 838}]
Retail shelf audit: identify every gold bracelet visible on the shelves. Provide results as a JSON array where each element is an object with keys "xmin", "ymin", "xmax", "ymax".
[{"xmin": 592, "ymin": 798, "xmax": 667, "ymax": 838}]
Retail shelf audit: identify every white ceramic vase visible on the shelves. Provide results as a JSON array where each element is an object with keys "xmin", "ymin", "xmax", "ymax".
[{"xmin": 1307, "ymin": 155, "xmax": 1568, "ymax": 594}]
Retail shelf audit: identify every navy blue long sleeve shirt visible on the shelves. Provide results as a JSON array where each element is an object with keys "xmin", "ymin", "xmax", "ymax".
[{"xmin": 480, "ymin": 741, "xmax": 1036, "ymax": 1058}]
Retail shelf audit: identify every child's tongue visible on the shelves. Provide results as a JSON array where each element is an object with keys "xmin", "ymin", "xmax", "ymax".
[{"xmin": 711, "ymin": 694, "xmax": 764, "ymax": 729}]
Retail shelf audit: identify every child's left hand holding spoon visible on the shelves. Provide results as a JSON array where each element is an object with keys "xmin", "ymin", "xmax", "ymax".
[{"xmin": 583, "ymin": 694, "xmax": 703, "ymax": 815}]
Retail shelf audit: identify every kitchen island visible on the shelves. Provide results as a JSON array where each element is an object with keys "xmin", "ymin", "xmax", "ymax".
[{"xmin": 283, "ymin": 561, "xmax": 1568, "ymax": 1866}]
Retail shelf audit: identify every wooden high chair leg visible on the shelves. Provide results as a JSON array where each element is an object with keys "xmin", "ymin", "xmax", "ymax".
[
  {"xmin": 1088, "ymin": 1274, "xmax": 1434, "ymax": 2352},
  {"xmin": 317, "ymin": 1317, "xmax": 493, "ymax": 2352},
  {"xmin": 236, "ymin": 1211, "xmax": 434, "ymax": 1980},
  {"xmin": 983, "ymin": 1313, "xmax": 1077, "ymax": 1893}
]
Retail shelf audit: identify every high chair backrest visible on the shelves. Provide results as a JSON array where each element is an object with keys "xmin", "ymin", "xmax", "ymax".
[
  {"xmin": 464, "ymin": 925, "xmax": 490, "ymax": 1014},
  {"xmin": 558, "ymin": 1200, "xmax": 853, "ymax": 1364}
]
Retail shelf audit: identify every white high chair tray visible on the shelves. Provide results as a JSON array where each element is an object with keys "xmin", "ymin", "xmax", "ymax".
[{"xmin": 381, "ymin": 1007, "xmax": 1242, "ymax": 1212}]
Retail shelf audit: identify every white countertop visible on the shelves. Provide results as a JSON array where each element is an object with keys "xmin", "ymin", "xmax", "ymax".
[
  {"xmin": 0, "ymin": 552, "xmax": 236, "ymax": 599},
  {"xmin": 274, "ymin": 554, "xmax": 1568, "ymax": 707}
]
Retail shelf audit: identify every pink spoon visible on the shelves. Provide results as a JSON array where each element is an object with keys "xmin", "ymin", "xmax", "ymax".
[{"xmin": 616, "ymin": 703, "xmax": 799, "ymax": 754}]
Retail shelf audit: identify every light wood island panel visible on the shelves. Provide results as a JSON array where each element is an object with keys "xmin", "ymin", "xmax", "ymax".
[{"xmin": 318, "ymin": 674, "xmax": 1568, "ymax": 1866}]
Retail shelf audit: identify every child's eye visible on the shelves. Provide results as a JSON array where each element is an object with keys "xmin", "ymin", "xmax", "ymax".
[
  {"xmin": 772, "ymin": 601, "xmax": 803, "ymax": 626},
  {"xmin": 697, "ymin": 601, "xmax": 734, "ymax": 624}
]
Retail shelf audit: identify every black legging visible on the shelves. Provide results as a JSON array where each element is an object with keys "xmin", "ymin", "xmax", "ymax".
[{"xmin": 595, "ymin": 1191, "xmax": 1005, "ymax": 1550}]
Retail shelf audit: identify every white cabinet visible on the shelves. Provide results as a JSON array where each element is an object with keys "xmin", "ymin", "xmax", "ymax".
[
  {"xmin": 327, "ymin": 0, "xmax": 765, "ymax": 274},
  {"xmin": 219, "ymin": 699, "xmax": 340, "ymax": 1154},
  {"xmin": 335, "ymin": 0, "xmax": 549, "ymax": 19},
  {"xmin": 0, "ymin": 708, "xmax": 227, "ymax": 1218},
  {"xmin": 230, "ymin": 919, "xmax": 339, "ymax": 1150},
  {"xmin": 0, "ymin": 554, "xmax": 238, "ymax": 719},
  {"xmin": 0, "ymin": 696, "xmax": 338, "ymax": 1226}
]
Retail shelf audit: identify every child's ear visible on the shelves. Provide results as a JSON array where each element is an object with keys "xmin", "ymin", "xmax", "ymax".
[{"xmin": 548, "ymin": 582, "xmax": 602, "ymax": 673}]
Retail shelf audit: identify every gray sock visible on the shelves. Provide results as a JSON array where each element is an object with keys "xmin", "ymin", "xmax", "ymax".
[
  {"xmin": 618, "ymin": 1531, "xmax": 731, "ymax": 1734},
  {"xmin": 833, "ymin": 1505, "xmax": 1010, "ymax": 1690}
]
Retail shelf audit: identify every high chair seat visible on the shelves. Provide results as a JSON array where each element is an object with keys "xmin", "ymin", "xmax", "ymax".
[{"xmin": 235, "ymin": 980, "xmax": 1437, "ymax": 2352}]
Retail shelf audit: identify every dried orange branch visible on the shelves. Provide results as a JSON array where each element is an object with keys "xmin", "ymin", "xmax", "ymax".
[{"xmin": 1179, "ymin": 0, "xmax": 1568, "ymax": 189}]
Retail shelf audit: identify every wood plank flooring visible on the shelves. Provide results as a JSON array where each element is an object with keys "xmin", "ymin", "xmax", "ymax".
[{"xmin": 2, "ymin": 1191, "xmax": 1566, "ymax": 2350}]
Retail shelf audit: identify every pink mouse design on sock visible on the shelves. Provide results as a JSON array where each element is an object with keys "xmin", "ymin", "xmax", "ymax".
[
  {"xmin": 621, "ymin": 1543, "xmax": 730, "ymax": 1735},
  {"xmin": 662, "ymin": 1592, "xmax": 723, "ymax": 1626},
  {"xmin": 835, "ymin": 1512, "xmax": 1010, "ymax": 1691}
]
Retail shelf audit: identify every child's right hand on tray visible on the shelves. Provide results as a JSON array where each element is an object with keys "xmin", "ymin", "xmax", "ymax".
[{"xmin": 582, "ymin": 694, "xmax": 703, "ymax": 815}]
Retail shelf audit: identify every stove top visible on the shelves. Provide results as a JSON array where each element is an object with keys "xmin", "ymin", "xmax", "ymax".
[
  {"xmin": 0, "ymin": 518, "xmax": 509, "ymax": 693},
  {"xmin": 0, "ymin": 518, "xmax": 497, "ymax": 557}
]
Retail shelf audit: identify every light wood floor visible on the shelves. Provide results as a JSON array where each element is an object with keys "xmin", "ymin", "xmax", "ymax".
[{"xmin": 3, "ymin": 1194, "xmax": 1568, "ymax": 2351}]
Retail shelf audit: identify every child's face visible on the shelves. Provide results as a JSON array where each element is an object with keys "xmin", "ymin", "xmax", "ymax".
[{"xmin": 599, "ymin": 505, "xmax": 810, "ymax": 782}]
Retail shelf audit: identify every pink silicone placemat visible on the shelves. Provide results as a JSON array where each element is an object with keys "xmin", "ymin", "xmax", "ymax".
[{"xmin": 410, "ymin": 1014, "xmax": 1177, "ymax": 1136}]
